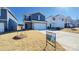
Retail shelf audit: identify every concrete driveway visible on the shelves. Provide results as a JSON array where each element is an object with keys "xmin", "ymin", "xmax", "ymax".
[{"xmin": 38, "ymin": 30, "xmax": 79, "ymax": 51}]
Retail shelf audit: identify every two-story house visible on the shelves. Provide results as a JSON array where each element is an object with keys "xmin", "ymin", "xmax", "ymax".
[
  {"xmin": 64, "ymin": 16, "xmax": 74, "ymax": 28},
  {"xmin": 46, "ymin": 14, "xmax": 65, "ymax": 29},
  {"xmin": 0, "ymin": 7, "xmax": 17, "ymax": 33},
  {"xmin": 73, "ymin": 19, "xmax": 79, "ymax": 27},
  {"xmin": 24, "ymin": 12, "xmax": 47, "ymax": 30}
]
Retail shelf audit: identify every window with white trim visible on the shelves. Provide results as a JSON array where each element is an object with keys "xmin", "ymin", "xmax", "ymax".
[{"xmin": 38, "ymin": 15, "xmax": 40, "ymax": 20}]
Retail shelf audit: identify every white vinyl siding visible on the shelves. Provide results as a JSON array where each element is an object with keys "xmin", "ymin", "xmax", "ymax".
[{"xmin": 46, "ymin": 15, "xmax": 65, "ymax": 28}]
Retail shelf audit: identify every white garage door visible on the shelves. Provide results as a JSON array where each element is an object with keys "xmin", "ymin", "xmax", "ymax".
[
  {"xmin": 33, "ymin": 23, "xmax": 46, "ymax": 30},
  {"xmin": 0, "ymin": 23, "xmax": 4, "ymax": 33}
]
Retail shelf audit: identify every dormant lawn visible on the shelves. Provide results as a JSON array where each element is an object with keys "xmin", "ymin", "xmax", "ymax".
[{"xmin": 0, "ymin": 30, "xmax": 65, "ymax": 51}]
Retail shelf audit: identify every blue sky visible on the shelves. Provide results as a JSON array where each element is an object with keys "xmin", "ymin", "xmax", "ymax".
[{"xmin": 9, "ymin": 7, "xmax": 79, "ymax": 24}]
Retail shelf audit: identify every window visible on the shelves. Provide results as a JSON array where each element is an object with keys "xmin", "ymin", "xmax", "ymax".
[
  {"xmin": 62, "ymin": 18, "xmax": 64, "ymax": 21},
  {"xmin": 38, "ymin": 15, "xmax": 40, "ymax": 20},
  {"xmin": 53, "ymin": 17, "xmax": 55, "ymax": 21}
]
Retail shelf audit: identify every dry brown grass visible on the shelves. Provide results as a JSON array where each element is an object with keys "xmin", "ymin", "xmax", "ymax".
[
  {"xmin": 61, "ymin": 28, "xmax": 79, "ymax": 34},
  {"xmin": 0, "ymin": 30, "xmax": 65, "ymax": 51},
  {"xmin": 44, "ymin": 40, "xmax": 65, "ymax": 51}
]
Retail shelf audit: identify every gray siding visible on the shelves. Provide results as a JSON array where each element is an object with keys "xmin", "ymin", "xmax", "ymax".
[
  {"xmin": 0, "ymin": 8, "xmax": 7, "ymax": 32},
  {"xmin": 0, "ymin": 9, "xmax": 7, "ymax": 19},
  {"xmin": 0, "ymin": 8, "xmax": 17, "ymax": 32},
  {"xmin": 26, "ymin": 13, "xmax": 45, "ymax": 21},
  {"xmin": 7, "ymin": 9, "xmax": 17, "ymax": 31}
]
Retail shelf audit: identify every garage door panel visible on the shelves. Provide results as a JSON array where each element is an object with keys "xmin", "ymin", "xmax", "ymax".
[{"xmin": 33, "ymin": 23, "xmax": 46, "ymax": 30}]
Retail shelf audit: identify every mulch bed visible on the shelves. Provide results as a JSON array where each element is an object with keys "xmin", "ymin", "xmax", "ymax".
[{"xmin": 13, "ymin": 34, "xmax": 25, "ymax": 40}]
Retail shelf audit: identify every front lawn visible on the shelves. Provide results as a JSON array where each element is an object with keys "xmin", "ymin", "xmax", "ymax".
[
  {"xmin": 61, "ymin": 28, "xmax": 79, "ymax": 34},
  {"xmin": 0, "ymin": 30, "xmax": 65, "ymax": 51}
]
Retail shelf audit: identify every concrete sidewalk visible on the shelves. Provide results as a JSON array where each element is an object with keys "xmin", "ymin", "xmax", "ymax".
[{"xmin": 38, "ymin": 30, "xmax": 79, "ymax": 51}]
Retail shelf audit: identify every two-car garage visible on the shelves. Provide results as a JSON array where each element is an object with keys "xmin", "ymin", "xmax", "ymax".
[{"xmin": 32, "ymin": 21, "xmax": 47, "ymax": 30}]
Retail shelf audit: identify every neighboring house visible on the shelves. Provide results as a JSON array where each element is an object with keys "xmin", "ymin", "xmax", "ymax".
[
  {"xmin": 17, "ymin": 24, "xmax": 24, "ymax": 30},
  {"xmin": 64, "ymin": 16, "xmax": 74, "ymax": 28},
  {"xmin": 24, "ymin": 12, "xmax": 47, "ymax": 30},
  {"xmin": 46, "ymin": 14, "xmax": 65, "ymax": 29},
  {"xmin": 0, "ymin": 7, "xmax": 18, "ymax": 33},
  {"xmin": 74, "ymin": 19, "xmax": 79, "ymax": 27}
]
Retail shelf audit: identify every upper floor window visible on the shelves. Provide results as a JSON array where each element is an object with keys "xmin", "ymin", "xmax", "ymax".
[
  {"xmin": 53, "ymin": 17, "xmax": 55, "ymax": 21},
  {"xmin": 62, "ymin": 18, "xmax": 64, "ymax": 21},
  {"xmin": 38, "ymin": 15, "xmax": 40, "ymax": 20}
]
